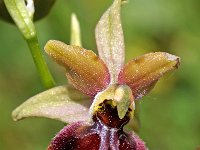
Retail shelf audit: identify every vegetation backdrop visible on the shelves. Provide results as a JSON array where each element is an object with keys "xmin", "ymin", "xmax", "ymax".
[{"xmin": 0, "ymin": 0, "xmax": 200, "ymax": 150}]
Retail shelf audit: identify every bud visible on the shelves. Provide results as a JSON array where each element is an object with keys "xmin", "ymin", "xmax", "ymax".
[{"xmin": 0, "ymin": 0, "xmax": 55, "ymax": 23}]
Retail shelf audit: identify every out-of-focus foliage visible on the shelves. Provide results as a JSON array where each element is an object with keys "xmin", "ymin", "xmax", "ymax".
[{"xmin": 0, "ymin": 0, "xmax": 199, "ymax": 149}]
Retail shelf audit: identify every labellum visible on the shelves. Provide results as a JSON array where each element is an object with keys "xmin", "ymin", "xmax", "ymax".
[{"xmin": 48, "ymin": 99, "xmax": 145, "ymax": 150}]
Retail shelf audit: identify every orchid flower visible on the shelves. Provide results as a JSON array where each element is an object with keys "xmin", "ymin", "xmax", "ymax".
[{"xmin": 12, "ymin": 0, "xmax": 180, "ymax": 149}]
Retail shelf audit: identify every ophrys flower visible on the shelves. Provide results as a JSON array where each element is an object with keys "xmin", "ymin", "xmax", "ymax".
[{"xmin": 12, "ymin": 0, "xmax": 180, "ymax": 149}]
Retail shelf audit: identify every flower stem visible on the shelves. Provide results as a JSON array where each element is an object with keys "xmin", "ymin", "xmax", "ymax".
[
  {"xmin": 4, "ymin": 0, "xmax": 55, "ymax": 88},
  {"xmin": 27, "ymin": 37, "xmax": 55, "ymax": 88}
]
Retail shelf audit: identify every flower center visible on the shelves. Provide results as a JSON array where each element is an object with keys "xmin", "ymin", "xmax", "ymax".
[{"xmin": 93, "ymin": 100, "xmax": 132, "ymax": 129}]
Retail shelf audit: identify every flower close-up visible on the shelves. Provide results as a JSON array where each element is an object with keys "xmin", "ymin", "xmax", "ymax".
[{"xmin": 11, "ymin": 0, "xmax": 180, "ymax": 149}]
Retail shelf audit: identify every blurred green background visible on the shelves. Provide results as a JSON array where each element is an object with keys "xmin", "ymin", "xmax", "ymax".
[{"xmin": 0, "ymin": 0, "xmax": 200, "ymax": 149}]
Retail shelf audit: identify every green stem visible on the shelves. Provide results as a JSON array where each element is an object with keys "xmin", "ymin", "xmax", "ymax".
[
  {"xmin": 27, "ymin": 37, "xmax": 55, "ymax": 88},
  {"xmin": 4, "ymin": 0, "xmax": 55, "ymax": 88}
]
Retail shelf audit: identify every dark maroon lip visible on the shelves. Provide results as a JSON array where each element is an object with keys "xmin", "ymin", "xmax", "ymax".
[
  {"xmin": 48, "ymin": 100, "xmax": 143, "ymax": 150},
  {"xmin": 93, "ymin": 99, "xmax": 131, "ymax": 129},
  {"xmin": 48, "ymin": 120, "xmax": 138, "ymax": 150}
]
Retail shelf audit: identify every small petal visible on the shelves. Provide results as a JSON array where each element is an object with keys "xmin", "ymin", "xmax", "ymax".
[
  {"xmin": 45, "ymin": 40, "xmax": 110, "ymax": 97},
  {"xmin": 118, "ymin": 52, "xmax": 180, "ymax": 99},
  {"xmin": 95, "ymin": 0, "xmax": 125, "ymax": 84},
  {"xmin": 12, "ymin": 85, "xmax": 91, "ymax": 123}
]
